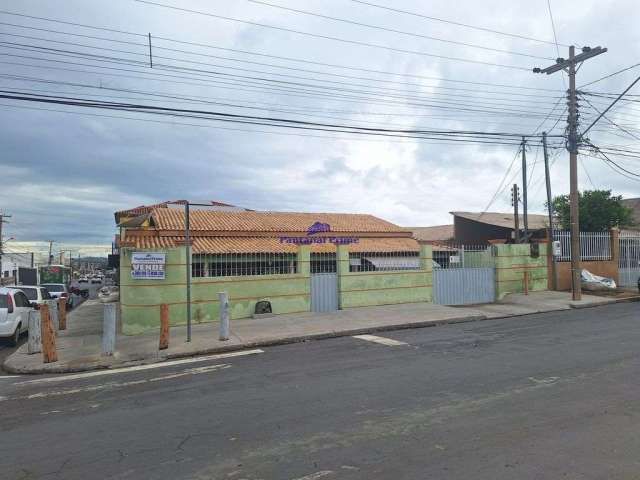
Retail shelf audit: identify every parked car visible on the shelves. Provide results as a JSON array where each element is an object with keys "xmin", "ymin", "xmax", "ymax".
[
  {"xmin": 6, "ymin": 285, "xmax": 51, "ymax": 308},
  {"xmin": 79, "ymin": 276, "xmax": 89, "ymax": 283},
  {"xmin": 41, "ymin": 283, "xmax": 72, "ymax": 307},
  {"xmin": 0, "ymin": 287, "xmax": 34, "ymax": 345},
  {"xmin": 90, "ymin": 276, "xmax": 102, "ymax": 284},
  {"xmin": 98, "ymin": 286, "xmax": 119, "ymax": 303}
]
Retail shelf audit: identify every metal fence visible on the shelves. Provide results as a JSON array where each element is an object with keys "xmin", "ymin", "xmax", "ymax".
[
  {"xmin": 553, "ymin": 230, "xmax": 612, "ymax": 261},
  {"xmin": 349, "ymin": 251, "xmax": 420, "ymax": 272},
  {"xmin": 192, "ymin": 253, "xmax": 298, "ymax": 277},
  {"xmin": 432, "ymin": 244, "xmax": 494, "ymax": 269},
  {"xmin": 619, "ymin": 231, "xmax": 640, "ymax": 287}
]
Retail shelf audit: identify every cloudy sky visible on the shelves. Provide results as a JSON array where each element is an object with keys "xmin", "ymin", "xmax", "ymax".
[{"xmin": 1, "ymin": 0, "xmax": 639, "ymax": 254}]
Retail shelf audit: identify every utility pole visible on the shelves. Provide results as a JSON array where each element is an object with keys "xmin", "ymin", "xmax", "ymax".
[
  {"xmin": 521, "ymin": 137, "xmax": 529, "ymax": 242},
  {"xmin": 511, "ymin": 184, "xmax": 520, "ymax": 243},
  {"xmin": 0, "ymin": 213, "xmax": 12, "ymax": 279},
  {"xmin": 47, "ymin": 240, "xmax": 54, "ymax": 265},
  {"xmin": 534, "ymin": 45, "xmax": 607, "ymax": 301},
  {"xmin": 184, "ymin": 203, "xmax": 191, "ymax": 343},
  {"xmin": 542, "ymin": 132, "xmax": 557, "ymax": 290}
]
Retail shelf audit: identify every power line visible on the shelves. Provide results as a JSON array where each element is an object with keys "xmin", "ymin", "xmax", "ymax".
[
  {"xmin": 247, "ymin": 0, "xmax": 553, "ymax": 61},
  {"xmin": 347, "ymin": 0, "xmax": 572, "ymax": 47},
  {"xmin": 579, "ymin": 63, "xmax": 640, "ymax": 88},
  {"xmin": 134, "ymin": 0, "xmax": 532, "ymax": 70}
]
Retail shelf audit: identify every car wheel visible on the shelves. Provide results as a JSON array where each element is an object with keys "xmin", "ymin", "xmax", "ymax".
[{"xmin": 9, "ymin": 326, "xmax": 20, "ymax": 346}]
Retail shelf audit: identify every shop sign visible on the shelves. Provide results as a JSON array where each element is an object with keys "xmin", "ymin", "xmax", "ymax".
[
  {"xmin": 279, "ymin": 223, "xmax": 359, "ymax": 245},
  {"xmin": 131, "ymin": 252, "xmax": 166, "ymax": 280}
]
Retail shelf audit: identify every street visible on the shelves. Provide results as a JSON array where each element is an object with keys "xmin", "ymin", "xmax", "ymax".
[{"xmin": 0, "ymin": 302, "xmax": 639, "ymax": 479}]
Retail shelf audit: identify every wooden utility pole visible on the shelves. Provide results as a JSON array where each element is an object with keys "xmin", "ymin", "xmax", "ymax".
[
  {"xmin": 58, "ymin": 297, "xmax": 67, "ymax": 330},
  {"xmin": 521, "ymin": 137, "xmax": 529, "ymax": 242},
  {"xmin": 534, "ymin": 45, "xmax": 607, "ymax": 301},
  {"xmin": 512, "ymin": 184, "xmax": 520, "ymax": 243},
  {"xmin": 159, "ymin": 303, "xmax": 169, "ymax": 350}
]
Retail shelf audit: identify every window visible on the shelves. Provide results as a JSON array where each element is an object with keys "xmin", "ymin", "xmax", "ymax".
[
  {"xmin": 192, "ymin": 262, "xmax": 205, "ymax": 278},
  {"xmin": 13, "ymin": 291, "xmax": 30, "ymax": 307},
  {"xmin": 41, "ymin": 288, "xmax": 51, "ymax": 300},
  {"xmin": 193, "ymin": 253, "xmax": 298, "ymax": 277},
  {"xmin": 0, "ymin": 294, "xmax": 7, "ymax": 308},
  {"xmin": 42, "ymin": 284, "xmax": 64, "ymax": 292},
  {"xmin": 349, "ymin": 252, "xmax": 421, "ymax": 272},
  {"xmin": 18, "ymin": 288, "xmax": 37, "ymax": 301}
]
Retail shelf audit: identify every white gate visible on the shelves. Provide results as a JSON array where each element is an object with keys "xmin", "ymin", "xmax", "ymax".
[
  {"xmin": 619, "ymin": 231, "xmax": 640, "ymax": 287},
  {"xmin": 433, "ymin": 245, "xmax": 495, "ymax": 305}
]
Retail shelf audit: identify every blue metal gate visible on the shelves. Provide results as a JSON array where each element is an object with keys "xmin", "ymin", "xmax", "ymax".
[{"xmin": 311, "ymin": 273, "xmax": 339, "ymax": 312}]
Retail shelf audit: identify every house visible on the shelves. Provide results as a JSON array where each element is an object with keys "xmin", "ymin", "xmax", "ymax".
[
  {"xmin": 117, "ymin": 207, "xmax": 433, "ymax": 334},
  {"xmin": 451, "ymin": 211, "xmax": 550, "ymax": 244}
]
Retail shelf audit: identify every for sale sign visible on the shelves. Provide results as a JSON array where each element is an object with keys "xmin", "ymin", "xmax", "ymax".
[{"xmin": 131, "ymin": 252, "xmax": 166, "ymax": 280}]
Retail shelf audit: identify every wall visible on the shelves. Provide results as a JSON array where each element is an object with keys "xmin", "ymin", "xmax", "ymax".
[
  {"xmin": 337, "ymin": 245, "xmax": 433, "ymax": 308},
  {"xmin": 120, "ymin": 246, "xmax": 311, "ymax": 335},
  {"xmin": 550, "ymin": 230, "xmax": 619, "ymax": 291},
  {"xmin": 494, "ymin": 243, "xmax": 548, "ymax": 299}
]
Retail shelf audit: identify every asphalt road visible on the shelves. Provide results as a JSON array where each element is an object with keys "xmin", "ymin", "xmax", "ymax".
[{"xmin": 0, "ymin": 302, "xmax": 639, "ymax": 479}]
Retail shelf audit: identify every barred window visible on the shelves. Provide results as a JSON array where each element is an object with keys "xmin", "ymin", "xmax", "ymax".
[
  {"xmin": 349, "ymin": 252, "xmax": 420, "ymax": 272},
  {"xmin": 192, "ymin": 253, "xmax": 297, "ymax": 277}
]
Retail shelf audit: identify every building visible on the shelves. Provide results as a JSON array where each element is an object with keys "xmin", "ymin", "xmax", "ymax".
[
  {"xmin": 1, "ymin": 252, "xmax": 33, "ymax": 282},
  {"xmin": 451, "ymin": 211, "xmax": 550, "ymax": 244},
  {"xmin": 118, "ymin": 208, "xmax": 433, "ymax": 334}
]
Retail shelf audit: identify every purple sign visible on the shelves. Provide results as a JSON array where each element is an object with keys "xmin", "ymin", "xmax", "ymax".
[{"xmin": 279, "ymin": 222, "xmax": 359, "ymax": 245}]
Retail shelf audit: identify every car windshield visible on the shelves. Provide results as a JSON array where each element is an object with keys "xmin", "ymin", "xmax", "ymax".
[
  {"xmin": 43, "ymin": 284, "xmax": 64, "ymax": 292},
  {"xmin": 0, "ymin": 294, "xmax": 6, "ymax": 308}
]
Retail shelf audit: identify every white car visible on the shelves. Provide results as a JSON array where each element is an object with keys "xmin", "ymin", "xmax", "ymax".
[
  {"xmin": 0, "ymin": 287, "xmax": 34, "ymax": 345},
  {"xmin": 6, "ymin": 285, "xmax": 52, "ymax": 308},
  {"xmin": 41, "ymin": 283, "xmax": 72, "ymax": 307}
]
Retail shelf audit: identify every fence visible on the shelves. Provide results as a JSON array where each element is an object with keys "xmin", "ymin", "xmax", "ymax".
[
  {"xmin": 348, "ymin": 251, "xmax": 420, "ymax": 272},
  {"xmin": 619, "ymin": 231, "xmax": 640, "ymax": 287},
  {"xmin": 553, "ymin": 230, "xmax": 612, "ymax": 261}
]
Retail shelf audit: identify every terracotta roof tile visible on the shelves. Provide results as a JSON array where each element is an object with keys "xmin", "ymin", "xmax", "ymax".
[
  {"xmin": 122, "ymin": 235, "xmax": 419, "ymax": 253},
  {"xmin": 150, "ymin": 209, "xmax": 406, "ymax": 233},
  {"xmin": 409, "ymin": 225, "xmax": 454, "ymax": 242}
]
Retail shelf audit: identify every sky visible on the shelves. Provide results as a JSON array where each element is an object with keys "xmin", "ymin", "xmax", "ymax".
[{"xmin": 1, "ymin": 0, "xmax": 639, "ymax": 254}]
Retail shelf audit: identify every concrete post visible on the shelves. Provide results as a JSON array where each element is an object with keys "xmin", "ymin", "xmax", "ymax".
[
  {"xmin": 102, "ymin": 303, "xmax": 116, "ymax": 356},
  {"xmin": 218, "ymin": 291, "xmax": 230, "ymax": 341},
  {"xmin": 27, "ymin": 310, "xmax": 41, "ymax": 354},
  {"xmin": 48, "ymin": 299, "xmax": 59, "ymax": 331},
  {"xmin": 159, "ymin": 303, "xmax": 169, "ymax": 350},
  {"xmin": 336, "ymin": 244, "xmax": 350, "ymax": 310}
]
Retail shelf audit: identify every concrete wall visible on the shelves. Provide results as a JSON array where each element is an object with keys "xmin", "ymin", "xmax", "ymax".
[
  {"xmin": 120, "ymin": 247, "xmax": 311, "ymax": 335},
  {"xmin": 494, "ymin": 243, "xmax": 548, "ymax": 299},
  {"xmin": 337, "ymin": 245, "xmax": 433, "ymax": 308}
]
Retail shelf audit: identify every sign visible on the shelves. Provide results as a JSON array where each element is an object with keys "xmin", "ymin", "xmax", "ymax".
[
  {"xmin": 552, "ymin": 240, "xmax": 562, "ymax": 256},
  {"xmin": 279, "ymin": 222, "xmax": 359, "ymax": 245},
  {"xmin": 131, "ymin": 252, "xmax": 166, "ymax": 280}
]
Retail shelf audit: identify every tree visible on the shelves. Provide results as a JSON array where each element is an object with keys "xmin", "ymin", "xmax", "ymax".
[{"xmin": 551, "ymin": 190, "xmax": 635, "ymax": 231}]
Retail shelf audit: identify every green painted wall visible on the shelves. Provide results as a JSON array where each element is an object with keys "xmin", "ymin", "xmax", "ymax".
[
  {"xmin": 338, "ymin": 245, "xmax": 433, "ymax": 309},
  {"xmin": 120, "ymin": 247, "xmax": 311, "ymax": 335},
  {"xmin": 494, "ymin": 244, "xmax": 548, "ymax": 299}
]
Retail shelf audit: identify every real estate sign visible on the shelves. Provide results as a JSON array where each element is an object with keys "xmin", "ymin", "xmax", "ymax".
[{"xmin": 131, "ymin": 252, "xmax": 166, "ymax": 280}]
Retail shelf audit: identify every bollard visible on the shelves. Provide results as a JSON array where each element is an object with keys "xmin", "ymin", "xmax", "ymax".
[
  {"xmin": 40, "ymin": 303, "xmax": 58, "ymax": 363},
  {"xmin": 102, "ymin": 303, "xmax": 116, "ymax": 356},
  {"xmin": 159, "ymin": 303, "xmax": 169, "ymax": 350},
  {"xmin": 58, "ymin": 297, "xmax": 67, "ymax": 330},
  {"xmin": 27, "ymin": 310, "xmax": 42, "ymax": 355},
  {"xmin": 218, "ymin": 292, "xmax": 230, "ymax": 341},
  {"xmin": 48, "ymin": 299, "xmax": 59, "ymax": 332}
]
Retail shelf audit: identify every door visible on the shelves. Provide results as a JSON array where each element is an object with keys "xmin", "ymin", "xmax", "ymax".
[
  {"xmin": 311, "ymin": 273, "xmax": 339, "ymax": 312},
  {"xmin": 13, "ymin": 291, "xmax": 31, "ymax": 333}
]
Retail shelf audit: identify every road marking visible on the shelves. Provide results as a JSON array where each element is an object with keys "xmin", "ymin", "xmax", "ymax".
[
  {"xmin": 3, "ymin": 364, "xmax": 230, "ymax": 401},
  {"xmin": 352, "ymin": 334, "xmax": 408, "ymax": 346},
  {"xmin": 16, "ymin": 349, "xmax": 263, "ymax": 386},
  {"xmin": 0, "ymin": 375, "xmax": 21, "ymax": 379},
  {"xmin": 290, "ymin": 471, "xmax": 333, "ymax": 480}
]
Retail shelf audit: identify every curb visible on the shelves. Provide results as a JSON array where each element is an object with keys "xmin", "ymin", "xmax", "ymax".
[{"xmin": 2, "ymin": 313, "xmax": 487, "ymax": 375}]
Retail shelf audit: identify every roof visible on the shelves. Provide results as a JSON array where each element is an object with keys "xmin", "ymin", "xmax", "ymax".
[
  {"xmin": 122, "ymin": 235, "xmax": 420, "ymax": 253},
  {"xmin": 451, "ymin": 211, "xmax": 550, "ymax": 230},
  {"xmin": 150, "ymin": 209, "xmax": 408, "ymax": 234},
  {"xmin": 114, "ymin": 200, "xmax": 250, "ymax": 223},
  {"xmin": 409, "ymin": 225, "xmax": 454, "ymax": 242}
]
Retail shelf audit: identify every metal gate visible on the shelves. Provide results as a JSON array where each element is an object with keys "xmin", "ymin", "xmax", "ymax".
[
  {"xmin": 310, "ymin": 253, "xmax": 338, "ymax": 312},
  {"xmin": 433, "ymin": 244, "xmax": 495, "ymax": 305},
  {"xmin": 619, "ymin": 231, "xmax": 640, "ymax": 287}
]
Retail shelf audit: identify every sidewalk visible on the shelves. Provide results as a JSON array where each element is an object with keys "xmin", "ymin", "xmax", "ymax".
[{"xmin": 4, "ymin": 291, "xmax": 633, "ymax": 374}]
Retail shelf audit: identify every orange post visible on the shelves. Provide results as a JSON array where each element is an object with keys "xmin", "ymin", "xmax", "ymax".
[
  {"xmin": 159, "ymin": 303, "xmax": 169, "ymax": 350},
  {"xmin": 40, "ymin": 303, "xmax": 58, "ymax": 363},
  {"xmin": 58, "ymin": 297, "xmax": 67, "ymax": 330}
]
